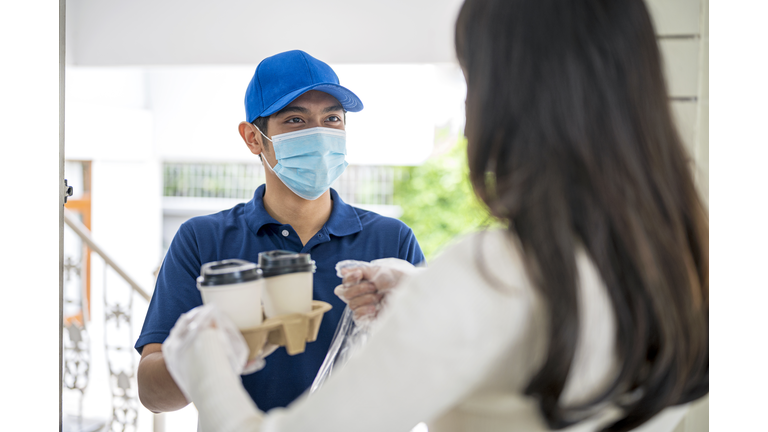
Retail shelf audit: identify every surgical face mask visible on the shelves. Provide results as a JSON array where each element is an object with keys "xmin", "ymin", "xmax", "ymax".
[{"xmin": 256, "ymin": 126, "xmax": 348, "ymax": 200}]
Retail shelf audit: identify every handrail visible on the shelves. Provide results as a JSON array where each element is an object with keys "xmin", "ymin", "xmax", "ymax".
[{"xmin": 63, "ymin": 209, "xmax": 151, "ymax": 302}]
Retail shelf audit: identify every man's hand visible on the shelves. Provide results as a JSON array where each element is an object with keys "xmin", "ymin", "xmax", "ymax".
[{"xmin": 334, "ymin": 258, "xmax": 423, "ymax": 324}]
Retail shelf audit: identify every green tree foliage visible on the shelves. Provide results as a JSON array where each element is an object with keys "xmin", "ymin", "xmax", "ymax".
[{"xmin": 395, "ymin": 138, "xmax": 499, "ymax": 261}]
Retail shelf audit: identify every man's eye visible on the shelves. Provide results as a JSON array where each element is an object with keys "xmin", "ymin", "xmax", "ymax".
[
  {"xmin": 327, "ymin": 115, "xmax": 341, "ymax": 122},
  {"xmin": 287, "ymin": 117, "xmax": 303, "ymax": 124}
]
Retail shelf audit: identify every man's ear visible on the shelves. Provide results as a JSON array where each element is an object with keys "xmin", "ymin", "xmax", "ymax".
[{"xmin": 238, "ymin": 121, "xmax": 263, "ymax": 156}]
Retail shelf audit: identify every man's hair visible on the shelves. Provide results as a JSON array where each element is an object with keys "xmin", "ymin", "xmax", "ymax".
[{"xmin": 251, "ymin": 116, "xmax": 270, "ymax": 139}]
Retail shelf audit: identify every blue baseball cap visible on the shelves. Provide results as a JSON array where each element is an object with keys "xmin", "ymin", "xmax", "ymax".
[{"xmin": 245, "ymin": 50, "xmax": 364, "ymax": 123}]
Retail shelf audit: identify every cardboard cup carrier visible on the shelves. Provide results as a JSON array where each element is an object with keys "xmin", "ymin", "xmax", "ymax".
[
  {"xmin": 196, "ymin": 253, "xmax": 330, "ymax": 359},
  {"xmin": 258, "ymin": 250, "xmax": 316, "ymax": 318},
  {"xmin": 196, "ymin": 259, "xmax": 265, "ymax": 329}
]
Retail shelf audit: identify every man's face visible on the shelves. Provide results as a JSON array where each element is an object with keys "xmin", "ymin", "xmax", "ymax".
[{"xmin": 260, "ymin": 90, "xmax": 345, "ymax": 166}]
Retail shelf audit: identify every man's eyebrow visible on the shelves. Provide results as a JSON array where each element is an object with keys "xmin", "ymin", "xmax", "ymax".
[
  {"xmin": 275, "ymin": 106, "xmax": 310, "ymax": 116},
  {"xmin": 323, "ymin": 105, "xmax": 345, "ymax": 114},
  {"xmin": 274, "ymin": 104, "xmax": 344, "ymax": 117}
]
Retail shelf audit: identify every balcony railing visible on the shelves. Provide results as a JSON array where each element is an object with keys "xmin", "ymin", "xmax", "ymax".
[
  {"xmin": 163, "ymin": 162, "xmax": 403, "ymax": 207},
  {"xmin": 63, "ymin": 209, "xmax": 153, "ymax": 432}
]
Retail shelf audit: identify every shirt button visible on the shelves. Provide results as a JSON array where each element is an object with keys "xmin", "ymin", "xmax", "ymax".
[{"xmin": 281, "ymin": 230, "xmax": 289, "ymax": 237}]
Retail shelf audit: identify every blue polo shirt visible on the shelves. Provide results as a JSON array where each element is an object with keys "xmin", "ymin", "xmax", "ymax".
[{"xmin": 136, "ymin": 184, "xmax": 424, "ymax": 411}]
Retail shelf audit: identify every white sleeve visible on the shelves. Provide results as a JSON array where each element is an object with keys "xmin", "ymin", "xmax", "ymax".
[
  {"xmin": 263, "ymin": 233, "xmax": 538, "ymax": 432},
  {"xmin": 184, "ymin": 329, "xmax": 265, "ymax": 432},
  {"xmin": 189, "ymin": 232, "xmax": 537, "ymax": 432}
]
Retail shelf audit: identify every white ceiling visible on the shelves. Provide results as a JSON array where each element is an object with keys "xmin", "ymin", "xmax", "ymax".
[{"xmin": 66, "ymin": 0, "xmax": 466, "ymax": 66}]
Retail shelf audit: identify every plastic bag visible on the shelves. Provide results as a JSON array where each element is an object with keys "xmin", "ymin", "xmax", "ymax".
[
  {"xmin": 309, "ymin": 305, "xmax": 367, "ymax": 394},
  {"xmin": 309, "ymin": 261, "xmax": 376, "ymax": 393}
]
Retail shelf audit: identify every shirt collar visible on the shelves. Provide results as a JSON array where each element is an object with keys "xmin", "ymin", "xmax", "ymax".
[
  {"xmin": 245, "ymin": 185, "xmax": 362, "ymax": 238},
  {"xmin": 245, "ymin": 184, "xmax": 281, "ymax": 235},
  {"xmin": 326, "ymin": 188, "xmax": 363, "ymax": 237}
]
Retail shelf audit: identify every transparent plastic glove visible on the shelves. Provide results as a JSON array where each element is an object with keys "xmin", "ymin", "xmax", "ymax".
[
  {"xmin": 162, "ymin": 304, "xmax": 249, "ymax": 400},
  {"xmin": 334, "ymin": 258, "xmax": 424, "ymax": 324}
]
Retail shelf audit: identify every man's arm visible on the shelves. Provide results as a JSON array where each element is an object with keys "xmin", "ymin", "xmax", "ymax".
[
  {"xmin": 137, "ymin": 343, "xmax": 190, "ymax": 413},
  {"xmin": 136, "ymin": 222, "xmax": 204, "ymax": 412}
]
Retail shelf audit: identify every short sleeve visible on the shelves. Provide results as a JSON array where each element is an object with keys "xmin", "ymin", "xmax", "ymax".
[{"xmin": 399, "ymin": 228, "xmax": 426, "ymax": 267}]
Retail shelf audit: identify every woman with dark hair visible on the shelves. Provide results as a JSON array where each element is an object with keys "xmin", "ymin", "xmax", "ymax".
[{"xmin": 161, "ymin": 0, "xmax": 708, "ymax": 431}]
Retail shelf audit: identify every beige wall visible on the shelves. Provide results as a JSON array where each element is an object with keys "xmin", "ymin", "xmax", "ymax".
[{"xmin": 647, "ymin": 0, "xmax": 710, "ymax": 207}]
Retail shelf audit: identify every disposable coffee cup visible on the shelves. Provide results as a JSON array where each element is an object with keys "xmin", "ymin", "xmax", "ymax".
[
  {"xmin": 258, "ymin": 250, "xmax": 316, "ymax": 318},
  {"xmin": 197, "ymin": 259, "xmax": 265, "ymax": 329}
]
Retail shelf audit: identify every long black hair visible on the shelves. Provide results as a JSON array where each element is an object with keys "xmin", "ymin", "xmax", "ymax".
[{"xmin": 455, "ymin": 1, "xmax": 708, "ymax": 430}]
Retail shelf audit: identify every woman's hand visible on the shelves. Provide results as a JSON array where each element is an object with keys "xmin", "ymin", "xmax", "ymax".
[
  {"xmin": 334, "ymin": 258, "xmax": 424, "ymax": 324},
  {"xmin": 162, "ymin": 305, "xmax": 250, "ymax": 399}
]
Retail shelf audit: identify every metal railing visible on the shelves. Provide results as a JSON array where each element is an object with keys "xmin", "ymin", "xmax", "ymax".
[
  {"xmin": 65, "ymin": 211, "xmax": 151, "ymax": 301},
  {"xmin": 163, "ymin": 162, "xmax": 403, "ymax": 206},
  {"xmin": 63, "ymin": 209, "xmax": 151, "ymax": 432}
]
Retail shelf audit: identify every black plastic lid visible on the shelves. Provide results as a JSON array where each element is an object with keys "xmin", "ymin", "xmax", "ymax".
[
  {"xmin": 258, "ymin": 250, "xmax": 316, "ymax": 277},
  {"xmin": 197, "ymin": 259, "xmax": 263, "ymax": 287}
]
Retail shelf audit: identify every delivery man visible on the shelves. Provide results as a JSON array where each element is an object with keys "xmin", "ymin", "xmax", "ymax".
[{"xmin": 135, "ymin": 50, "xmax": 424, "ymax": 413}]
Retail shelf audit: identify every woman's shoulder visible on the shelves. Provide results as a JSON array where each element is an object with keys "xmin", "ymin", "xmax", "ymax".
[{"xmin": 427, "ymin": 229, "xmax": 533, "ymax": 296}]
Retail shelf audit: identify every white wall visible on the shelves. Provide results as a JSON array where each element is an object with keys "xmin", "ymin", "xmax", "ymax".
[
  {"xmin": 67, "ymin": 0, "xmax": 465, "ymax": 66},
  {"xmin": 0, "ymin": 1, "xmax": 61, "ymax": 430},
  {"xmin": 66, "ymin": 67, "xmax": 162, "ymax": 291}
]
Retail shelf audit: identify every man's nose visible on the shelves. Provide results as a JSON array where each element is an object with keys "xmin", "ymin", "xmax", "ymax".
[{"xmin": 308, "ymin": 117, "xmax": 325, "ymax": 128}]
